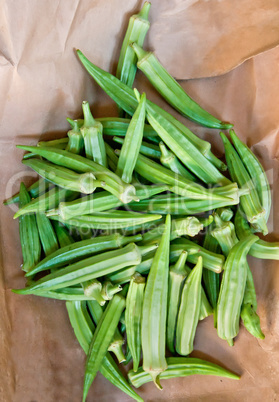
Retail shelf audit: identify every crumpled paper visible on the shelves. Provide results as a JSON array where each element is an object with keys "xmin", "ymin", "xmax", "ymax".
[{"xmin": 0, "ymin": 1, "xmax": 279, "ymax": 401}]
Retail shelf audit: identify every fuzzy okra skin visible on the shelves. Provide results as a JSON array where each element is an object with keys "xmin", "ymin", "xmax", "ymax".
[
  {"xmin": 176, "ymin": 256, "xmax": 203, "ymax": 355},
  {"xmin": 159, "ymin": 141, "xmax": 195, "ymax": 181},
  {"xmin": 141, "ymin": 214, "xmax": 171, "ymax": 389},
  {"xmin": 131, "ymin": 43, "xmax": 232, "ymax": 129},
  {"xmin": 113, "ymin": 136, "xmax": 161, "ymax": 159},
  {"xmin": 18, "ymin": 183, "xmax": 41, "ymax": 272},
  {"xmin": 14, "ymin": 243, "xmax": 142, "ymax": 294},
  {"xmin": 167, "ymin": 251, "xmax": 188, "ymax": 354},
  {"xmin": 4, "ymin": 178, "xmax": 52, "ymax": 205},
  {"xmin": 66, "ymin": 301, "xmax": 143, "ymax": 402},
  {"xmin": 125, "ymin": 273, "xmax": 146, "ymax": 372},
  {"xmin": 217, "ymin": 235, "xmax": 259, "ymax": 344},
  {"xmin": 116, "ymin": 91, "xmax": 146, "ymax": 183},
  {"xmin": 36, "ymin": 213, "xmax": 59, "ymax": 257},
  {"xmin": 128, "ymin": 356, "xmax": 239, "ymax": 387},
  {"xmin": 83, "ymin": 295, "xmax": 126, "ymax": 402}
]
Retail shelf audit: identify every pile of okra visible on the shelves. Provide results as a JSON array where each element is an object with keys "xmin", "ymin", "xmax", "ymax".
[{"xmin": 5, "ymin": 2, "xmax": 278, "ymax": 401}]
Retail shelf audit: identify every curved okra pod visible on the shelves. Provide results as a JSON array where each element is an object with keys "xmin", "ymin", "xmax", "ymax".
[
  {"xmin": 167, "ymin": 251, "xmax": 188, "ymax": 354},
  {"xmin": 116, "ymin": 91, "xmax": 146, "ymax": 183},
  {"xmin": 235, "ymin": 208, "xmax": 279, "ymax": 260},
  {"xmin": 217, "ymin": 235, "xmax": 259, "ymax": 344},
  {"xmin": 220, "ymin": 133, "xmax": 268, "ymax": 235},
  {"xmin": 4, "ymin": 178, "xmax": 52, "ymax": 205},
  {"xmin": 22, "ymin": 158, "xmax": 100, "ymax": 195},
  {"xmin": 19, "ymin": 183, "xmax": 41, "ymax": 272},
  {"xmin": 80, "ymin": 101, "xmax": 107, "ymax": 167},
  {"xmin": 16, "ymin": 145, "xmax": 138, "ymax": 203},
  {"xmin": 83, "ymin": 295, "xmax": 126, "ymax": 402},
  {"xmin": 113, "ymin": 136, "xmax": 161, "ymax": 159},
  {"xmin": 66, "ymin": 301, "xmax": 143, "ymax": 402},
  {"xmin": 131, "ymin": 43, "xmax": 232, "ymax": 129},
  {"xmin": 53, "ymin": 221, "xmax": 74, "ymax": 248},
  {"xmin": 116, "ymin": 2, "xmax": 151, "ymax": 88},
  {"xmin": 36, "ymin": 213, "xmax": 59, "ymax": 257},
  {"xmin": 159, "ymin": 142, "xmax": 195, "ymax": 181},
  {"xmin": 13, "ymin": 242, "xmax": 142, "ymax": 294},
  {"xmin": 176, "ymin": 256, "xmax": 203, "ymax": 355},
  {"xmin": 125, "ymin": 273, "xmax": 146, "ymax": 372},
  {"xmin": 142, "ymin": 214, "xmax": 171, "ymax": 389},
  {"xmin": 128, "ymin": 356, "xmax": 239, "ymax": 388},
  {"xmin": 230, "ymin": 129, "xmax": 271, "ymax": 222},
  {"xmin": 66, "ymin": 119, "xmax": 84, "ymax": 154}
]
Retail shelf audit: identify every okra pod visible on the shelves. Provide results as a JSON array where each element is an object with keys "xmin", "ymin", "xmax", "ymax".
[
  {"xmin": 113, "ymin": 136, "xmax": 161, "ymax": 159},
  {"xmin": 38, "ymin": 138, "xmax": 69, "ymax": 148},
  {"xmin": 66, "ymin": 119, "xmax": 84, "ymax": 154},
  {"xmin": 82, "ymin": 295, "xmax": 126, "ymax": 402},
  {"xmin": 53, "ymin": 221, "xmax": 75, "ymax": 248},
  {"xmin": 141, "ymin": 214, "xmax": 171, "ymax": 389},
  {"xmin": 128, "ymin": 357, "xmax": 239, "ymax": 388},
  {"xmin": 125, "ymin": 273, "xmax": 146, "ymax": 372},
  {"xmin": 167, "ymin": 251, "xmax": 188, "ymax": 354},
  {"xmin": 176, "ymin": 256, "xmax": 203, "ymax": 355},
  {"xmin": 106, "ymin": 265, "xmax": 137, "ymax": 285},
  {"xmin": 22, "ymin": 158, "xmax": 99, "ymax": 194},
  {"xmin": 101, "ymin": 281, "xmax": 123, "ymax": 301},
  {"xmin": 132, "ymin": 43, "xmax": 232, "ymax": 129},
  {"xmin": 217, "ymin": 235, "xmax": 259, "ymax": 344},
  {"xmin": 159, "ymin": 142, "xmax": 195, "ymax": 181},
  {"xmin": 36, "ymin": 213, "xmax": 59, "ymax": 257},
  {"xmin": 18, "ymin": 183, "xmax": 41, "ymax": 272},
  {"xmin": 4, "ymin": 178, "xmax": 52, "ymax": 205},
  {"xmin": 105, "ymin": 142, "xmax": 119, "ymax": 171},
  {"xmin": 35, "ymin": 287, "xmax": 106, "ymax": 302},
  {"xmin": 211, "ymin": 213, "xmax": 239, "ymax": 257}
]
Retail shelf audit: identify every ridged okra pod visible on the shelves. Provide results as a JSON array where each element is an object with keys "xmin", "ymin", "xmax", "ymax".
[
  {"xmin": 141, "ymin": 214, "xmax": 171, "ymax": 388},
  {"xmin": 105, "ymin": 142, "xmax": 119, "ymax": 171},
  {"xmin": 113, "ymin": 136, "xmax": 161, "ymax": 159},
  {"xmin": 167, "ymin": 251, "xmax": 188, "ymax": 354},
  {"xmin": 38, "ymin": 138, "xmax": 69, "ymax": 148},
  {"xmin": 116, "ymin": 2, "xmax": 151, "ymax": 88},
  {"xmin": 17, "ymin": 145, "xmax": 138, "ymax": 204},
  {"xmin": 14, "ymin": 243, "xmax": 142, "ymax": 294},
  {"xmin": 80, "ymin": 101, "xmax": 107, "ymax": 166},
  {"xmin": 159, "ymin": 141, "xmax": 195, "ymax": 181},
  {"xmin": 36, "ymin": 213, "xmax": 59, "ymax": 257},
  {"xmin": 131, "ymin": 43, "xmax": 232, "ymax": 130},
  {"xmin": 4, "ymin": 178, "xmax": 52, "ymax": 205},
  {"xmin": 18, "ymin": 183, "xmax": 41, "ymax": 272},
  {"xmin": 176, "ymin": 256, "xmax": 203, "ymax": 355},
  {"xmin": 22, "ymin": 158, "xmax": 99, "ymax": 194},
  {"xmin": 125, "ymin": 273, "xmax": 146, "ymax": 372},
  {"xmin": 82, "ymin": 295, "xmax": 126, "ymax": 402},
  {"xmin": 230, "ymin": 129, "xmax": 271, "ymax": 222},
  {"xmin": 217, "ymin": 235, "xmax": 258, "ymax": 344},
  {"xmin": 235, "ymin": 208, "xmax": 279, "ymax": 260},
  {"xmin": 66, "ymin": 119, "xmax": 84, "ymax": 154},
  {"xmin": 128, "ymin": 356, "xmax": 239, "ymax": 388},
  {"xmin": 66, "ymin": 301, "xmax": 143, "ymax": 401},
  {"xmin": 220, "ymin": 133, "xmax": 268, "ymax": 235},
  {"xmin": 53, "ymin": 221, "xmax": 74, "ymax": 248},
  {"xmin": 116, "ymin": 91, "xmax": 146, "ymax": 183}
]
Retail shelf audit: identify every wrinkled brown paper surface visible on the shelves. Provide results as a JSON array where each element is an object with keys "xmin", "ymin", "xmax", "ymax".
[{"xmin": 1, "ymin": 1, "xmax": 279, "ymax": 401}]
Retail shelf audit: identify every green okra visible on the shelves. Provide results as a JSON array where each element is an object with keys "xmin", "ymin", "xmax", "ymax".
[
  {"xmin": 211, "ymin": 213, "xmax": 239, "ymax": 257},
  {"xmin": 66, "ymin": 301, "xmax": 142, "ymax": 402},
  {"xmin": 159, "ymin": 141, "xmax": 195, "ymax": 181},
  {"xmin": 38, "ymin": 138, "xmax": 69, "ymax": 148},
  {"xmin": 48, "ymin": 184, "xmax": 168, "ymax": 221},
  {"xmin": 128, "ymin": 356, "xmax": 239, "ymax": 388},
  {"xmin": 116, "ymin": 91, "xmax": 146, "ymax": 183},
  {"xmin": 82, "ymin": 279, "xmax": 106, "ymax": 306},
  {"xmin": 106, "ymin": 265, "xmax": 137, "ymax": 285},
  {"xmin": 167, "ymin": 251, "xmax": 188, "ymax": 354},
  {"xmin": 66, "ymin": 119, "xmax": 84, "ymax": 154},
  {"xmin": 113, "ymin": 136, "xmax": 161, "ymax": 159},
  {"xmin": 81, "ymin": 101, "xmax": 107, "ymax": 166},
  {"xmin": 76, "ymin": 51, "xmax": 227, "ymax": 172},
  {"xmin": 176, "ymin": 256, "xmax": 203, "ymax": 355},
  {"xmin": 17, "ymin": 145, "xmax": 138, "ymax": 204},
  {"xmin": 49, "ymin": 210, "xmax": 162, "ymax": 230},
  {"xmin": 230, "ymin": 129, "xmax": 271, "ymax": 222},
  {"xmin": 101, "ymin": 281, "xmax": 123, "ymax": 301},
  {"xmin": 22, "ymin": 158, "xmax": 100, "ymax": 195},
  {"xmin": 217, "ymin": 207, "xmax": 234, "ymax": 222},
  {"xmin": 132, "ymin": 43, "xmax": 232, "ymax": 129},
  {"xmin": 87, "ymin": 300, "xmax": 126, "ymax": 364},
  {"xmin": 53, "ymin": 221, "xmax": 74, "ymax": 248},
  {"xmin": 217, "ymin": 235, "xmax": 259, "ymax": 344},
  {"xmin": 141, "ymin": 214, "xmax": 171, "ymax": 389},
  {"xmin": 19, "ymin": 183, "xmax": 41, "ymax": 272},
  {"xmin": 83, "ymin": 295, "xmax": 126, "ymax": 402},
  {"xmin": 116, "ymin": 2, "xmax": 151, "ymax": 88},
  {"xmin": 235, "ymin": 208, "xmax": 279, "ymax": 260},
  {"xmin": 105, "ymin": 142, "xmax": 119, "ymax": 171},
  {"xmin": 13, "ymin": 242, "xmax": 142, "ymax": 294},
  {"xmin": 14, "ymin": 186, "xmax": 78, "ymax": 219},
  {"xmin": 36, "ymin": 213, "xmax": 59, "ymax": 257},
  {"xmin": 25, "ymin": 233, "xmax": 142, "ymax": 277},
  {"xmin": 35, "ymin": 286, "xmax": 107, "ymax": 302},
  {"xmin": 4, "ymin": 178, "xmax": 52, "ymax": 205},
  {"xmin": 125, "ymin": 273, "xmax": 146, "ymax": 372},
  {"xmin": 220, "ymin": 132, "xmax": 268, "ymax": 235}
]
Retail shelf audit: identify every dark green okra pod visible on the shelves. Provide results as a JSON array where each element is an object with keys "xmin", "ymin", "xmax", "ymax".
[
  {"xmin": 18, "ymin": 183, "xmax": 41, "ymax": 272},
  {"xmin": 141, "ymin": 214, "xmax": 171, "ymax": 389},
  {"xmin": 36, "ymin": 213, "xmax": 59, "ymax": 257},
  {"xmin": 82, "ymin": 295, "xmax": 126, "ymax": 402},
  {"xmin": 113, "ymin": 136, "xmax": 161, "ymax": 159},
  {"xmin": 4, "ymin": 178, "xmax": 52, "ymax": 205},
  {"xmin": 176, "ymin": 256, "xmax": 203, "ymax": 355},
  {"xmin": 159, "ymin": 141, "xmax": 195, "ymax": 181},
  {"xmin": 53, "ymin": 221, "xmax": 75, "ymax": 248},
  {"xmin": 125, "ymin": 273, "xmax": 146, "ymax": 372}
]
